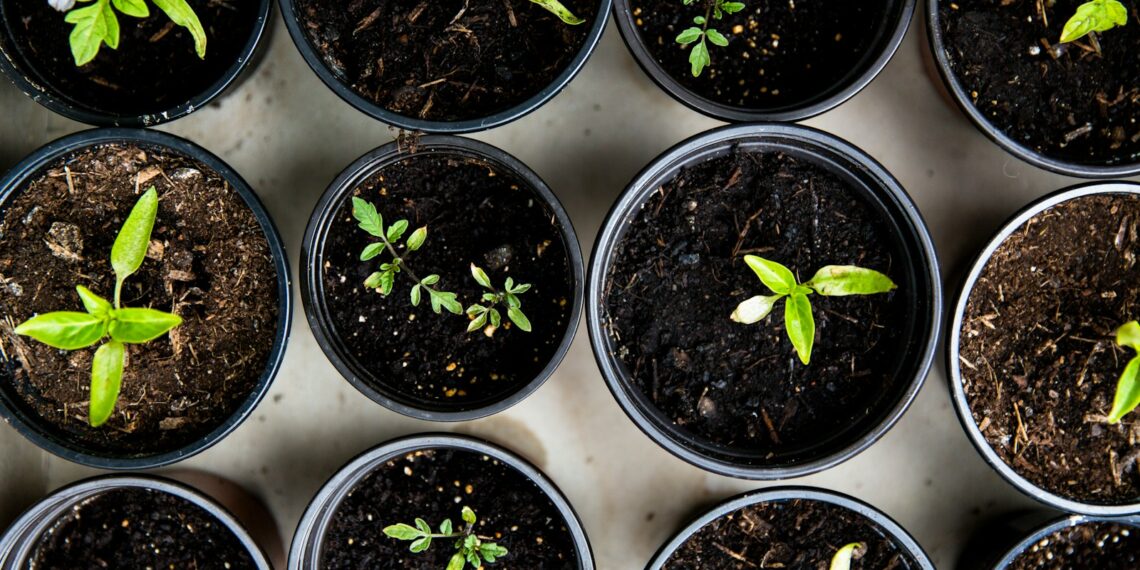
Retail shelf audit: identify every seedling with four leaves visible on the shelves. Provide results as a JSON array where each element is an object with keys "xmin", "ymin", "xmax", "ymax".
[
  {"xmin": 384, "ymin": 506, "xmax": 509, "ymax": 570},
  {"xmin": 1060, "ymin": 0, "xmax": 1128, "ymax": 48},
  {"xmin": 466, "ymin": 264, "xmax": 532, "ymax": 336},
  {"xmin": 530, "ymin": 0, "xmax": 586, "ymax": 25},
  {"xmin": 730, "ymin": 255, "xmax": 896, "ymax": 365},
  {"xmin": 48, "ymin": 0, "xmax": 207, "ymax": 66},
  {"xmin": 830, "ymin": 542, "xmax": 867, "ymax": 570},
  {"xmin": 675, "ymin": 0, "xmax": 746, "ymax": 77},
  {"xmin": 1107, "ymin": 320, "xmax": 1140, "ymax": 424},
  {"xmin": 13, "ymin": 187, "xmax": 182, "ymax": 427}
]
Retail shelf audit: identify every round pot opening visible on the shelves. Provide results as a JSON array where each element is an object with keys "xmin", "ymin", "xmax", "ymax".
[
  {"xmin": 588, "ymin": 123, "xmax": 941, "ymax": 479},
  {"xmin": 986, "ymin": 514, "xmax": 1140, "ymax": 569}
]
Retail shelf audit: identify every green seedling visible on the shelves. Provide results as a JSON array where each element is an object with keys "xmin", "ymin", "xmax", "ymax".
[
  {"xmin": 14, "ymin": 187, "xmax": 182, "ymax": 427},
  {"xmin": 730, "ymin": 255, "xmax": 896, "ymax": 365},
  {"xmin": 1107, "ymin": 320, "xmax": 1140, "ymax": 424},
  {"xmin": 352, "ymin": 197, "xmax": 462, "ymax": 315},
  {"xmin": 530, "ymin": 0, "xmax": 585, "ymax": 25},
  {"xmin": 1060, "ymin": 0, "xmax": 1127, "ymax": 47},
  {"xmin": 830, "ymin": 542, "xmax": 867, "ymax": 570},
  {"xmin": 675, "ymin": 0, "xmax": 746, "ymax": 76},
  {"xmin": 49, "ymin": 0, "xmax": 207, "ymax": 66},
  {"xmin": 384, "ymin": 506, "xmax": 509, "ymax": 570},
  {"xmin": 465, "ymin": 264, "xmax": 532, "ymax": 336}
]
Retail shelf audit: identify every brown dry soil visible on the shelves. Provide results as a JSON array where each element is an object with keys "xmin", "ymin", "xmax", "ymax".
[
  {"xmin": 30, "ymin": 487, "xmax": 258, "ymax": 569},
  {"xmin": 320, "ymin": 447, "xmax": 578, "ymax": 568},
  {"xmin": 319, "ymin": 151, "xmax": 573, "ymax": 411},
  {"xmin": 631, "ymin": 0, "xmax": 892, "ymax": 111},
  {"xmin": 940, "ymin": 0, "xmax": 1140, "ymax": 166},
  {"xmin": 0, "ymin": 143, "xmax": 279, "ymax": 456},
  {"xmin": 296, "ymin": 0, "xmax": 596, "ymax": 122},
  {"xmin": 3, "ymin": 0, "xmax": 260, "ymax": 116},
  {"xmin": 960, "ymin": 194, "xmax": 1140, "ymax": 504},
  {"xmin": 1007, "ymin": 521, "xmax": 1139, "ymax": 569},
  {"xmin": 663, "ymin": 499, "xmax": 918, "ymax": 569},
  {"xmin": 603, "ymin": 149, "xmax": 911, "ymax": 460}
]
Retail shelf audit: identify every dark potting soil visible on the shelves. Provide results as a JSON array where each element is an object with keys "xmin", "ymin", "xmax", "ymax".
[
  {"xmin": 1007, "ymin": 521, "xmax": 1139, "ymax": 569},
  {"xmin": 320, "ymin": 447, "xmax": 578, "ymax": 568},
  {"xmin": 295, "ymin": 0, "xmax": 596, "ymax": 122},
  {"xmin": 2, "ymin": 0, "xmax": 260, "ymax": 117},
  {"xmin": 29, "ymin": 487, "xmax": 258, "ymax": 569},
  {"xmin": 603, "ymin": 149, "xmax": 909, "ymax": 457},
  {"xmin": 960, "ymin": 194, "xmax": 1140, "ymax": 504},
  {"xmin": 663, "ymin": 499, "xmax": 917, "ymax": 569},
  {"xmin": 0, "ymin": 143, "xmax": 279, "ymax": 456},
  {"xmin": 940, "ymin": 0, "xmax": 1140, "ymax": 166},
  {"xmin": 319, "ymin": 151, "xmax": 573, "ymax": 410},
  {"xmin": 630, "ymin": 0, "xmax": 892, "ymax": 110}
]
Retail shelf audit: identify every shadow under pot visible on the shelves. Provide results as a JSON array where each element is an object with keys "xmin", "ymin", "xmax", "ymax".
[
  {"xmin": 612, "ymin": 0, "xmax": 914, "ymax": 122},
  {"xmin": 278, "ymin": 0, "xmax": 610, "ymax": 133},
  {"xmin": 647, "ymin": 487, "xmax": 934, "ymax": 569},
  {"xmin": 289, "ymin": 433, "xmax": 594, "ymax": 569},
  {"xmin": 958, "ymin": 512, "xmax": 1140, "ymax": 570},
  {"xmin": 928, "ymin": 0, "xmax": 1140, "ymax": 178},
  {"xmin": 588, "ymin": 123, "xmax": 941, "ymax": 479},
  {"xmin": 0, "ymin": 128, "xmax": 292, "ymax": 469},
  {"xmin": 0, "ymin": 0, "xmax": 271, "ymax": 126},
  {"xmin": 0, "ymin": 474, "xmax": 272, "ymax": 569},
  {"xmin": 949, "ymin": 183, "xmax": 1140, "ymax": 515},
  {"xmin": 301, "ymin": 136, "xmax": 583, "ymax": 421}
]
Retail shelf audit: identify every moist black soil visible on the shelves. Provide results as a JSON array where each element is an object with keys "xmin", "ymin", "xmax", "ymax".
[
  {"xmin": 1008, "ymin": 521, "xmax": 1139, "ymax": 569},
  {"xmin": 940, "ymin": 0, "xmax": 1140, "ymax": 166},
  {"xmin": 631, "ymin": 0, "xmax": 892, "ymax": 110},
  {"xmin": 2, "ymin": 0, "xmax": 260, "ymax": 116},
  {"xmin": 296, "ymin": 0, "xmax": 596, "ymax": 122},
  {"xmin": 320, "ymin": 447, "xmax": 578, "ymax": 568},
  {"xmin": 960, "ymin": 194, "xmax": 1140, "ymax": 504},
  {"xmin": 663, "ymin": 499, "xmax": 918, "ymax": 569},
  {"xmin": 603, "ymin": 149, "xmax": 909, "ymax": 458},
  {"xmin": 319, "ymin": 151, "xmax": 573, "ymax": 410},
  {"xmin": 29, "ymin": 487, "xmax": 258, "ymax": 569},
  {"xmin": 0, "ymin": 143, "xmax": 280, "ymax": 456}
]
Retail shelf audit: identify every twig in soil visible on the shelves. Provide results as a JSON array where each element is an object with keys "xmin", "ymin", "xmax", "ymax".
[
  {"xmin": 64, "ymin": 166, "xmax": 76, "ymax": 195},
  {"xmin": 712, "ymin": 543, "xmax": 756, "ymax": 566},
  {"xmin": 353, "ymin": 7, "xmax": 383, "ymax": 35}
]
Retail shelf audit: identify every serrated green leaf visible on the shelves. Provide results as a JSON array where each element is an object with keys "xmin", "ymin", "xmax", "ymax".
[
  {"xmin": 529, "ymin": 0, "xmax": 585, "ymax": 24},
  {"xmin": 151, "ymin": 0, "xmax": 207, "ymax": 58},
  {"xmin": 361, "ymin": 242, "xmax": 385, "ymax": 261},
  {"xmin": 744, "ymin": 255, "xmax": 797, "ymax": 295},
  {"xmin": 387, "ymin": 219, "xmax": 409, "ymax": 243},
  {"xmin": 471, "ymin": 264, "xmax": 492, "ymax": 289},
  {"xmin": 76, "ymin": 285, "xmax": 112, "ymax": 317},
  {"xmin": 383, "ymin": 523, "xmax": 421, "ymax": 540},
  {"xmin": 411, "ymin": 284, "xmax": 422, "ymax": 306},
  {"xmin": 1118, "ymin": 321, "xmax": 1140, "ymax": 351},
  {"xmin": 66, "ymin": 0, "xmax": 112, "ymax": 66},
  {"xmin": 706, "ymin": 28, "xmax": 728, "ymax": 46},
  {"xmin": 112, "ymin": 0, "xmax": 149, "ymax": 17},
  {"xmin": 434, "ymin": 291, "xmax": 462, "ymax": 315},
  {"xmin": 108, "ymin": 308, "xmax": 181, "ymax": 344},
  {"xmin": 410, "ymin": 535, "xmax": 431, "ymax": 553},
  {"xmin": 364, "ymin": 271, "xmax": 384, "ymax": 289},
  {"xmin": 806, "ymin": 265, "xmax": 896, "ymax": 296},
  {"xmin": 406, "ymin": 227, "xmax": 427, "ymax": 251},
  {"xmin": 507, "ymin": 307, "xmax": 531, "ymax": 332},
  {"xmin": 14, "ymin": 312, "xmax": 106, "ymax": 350},
  {"xmin": 111, "ymin": 187, "xmax": 158, "ymax": 305},
  {"xmin": 689, "ymin": 38, "xmax": 710, "ymax": 77},
  {"xmin": 447, "ymin": 552, "xmax": 466, "ymax": 570},
  {"xmin": 1108, "ymin": 357, "xmax": 1140, "ymax": 424},
  {"xmin": 675, "ymin": 26, "xmax": 703, "ymax": 45},
  {"xmin": 89, "ymin": 340, "xmax": 124, "ymax": 427},
  {"xmin": 785, "ymin": 293, "xmax": 815, "ymax": 365},
  {"xmin": 730, "ymin": 294, "xmax": 783, "ymax": 324},
  {"xmin": 1061, "ymin": 0, "xmax": 1128, "ymax": 43},
  {"xmin": 467, "ymin": 311, "xmax": 488, "ymax": 333},
  {"xmin": 830, "ymin": 542, "xmax": 866, "ymax": 570},
  {"xmin": 351, "ymin": 197, "xmax": 384, "ymax": 237},
  {"xmin": 461, "ymin": 506, "xmax": 476, "ymax": 524}
]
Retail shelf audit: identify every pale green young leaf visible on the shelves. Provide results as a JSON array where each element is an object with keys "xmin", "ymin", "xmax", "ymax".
[
  {"xmin": 414, "ymin": 518, "xmax": 431, "ymax": 534},
  {"xmin": 507, "ymin": 307, "xmax": 532, "ymax": 332},
  {"xmin": 65, "ymin": 0, "xmax": 111, "ymax": 66},
  {"xmin": 784, "ymin": 293, "xmax": 815, "ymax": 365},
  {"xmin": 505, "ymin": 292, "xmax": 520, "ymax": 308},
  {"xmin": 806, "ymin": 266, "xmax": 896, "ymax": 296},
  {"xmin": 489, "ymin": 308, "xmax": 502, "ymax": 328},
  {"xmin": 108, "ymin": 308, "xmax": 181, "ymax": 343},
  {"xmin": 383, "ymin": 523, "xmax": 421, "ymax": 540},
  {"xmin": 361, "ymin": 242, "xmax": 385, "ymax": 261},
  {"xmin": 722, "ymin": 2, "xmax": 746, "ymax": 13},
  {"xmin": 409, "ymin": 536, "xmax": 431, "ymax": 553},
  {"xmin": 439, "ymin": 519, "xmax": 453, "ymax": 535},
  {"xmin": 830, "ymin": 542, "xmax": 866, "ymax": 570},
  {"xmin": 111, "ymin": 187, "xmax": 159, "ymax": 305},
  {"xmin": 461, "ymin": 506, "xmax": 476, "ymax": 524},
  {"xmin": 509, "ymin": 282, "xmax": 531, "ymax": 294},
  {"xmin": 101, "ymin": 1, "xmax": 120, "ymax": 49},
  {"xmin": 387, "ymin": 220, "xmax": 409, "ymax": 243},
  {"xmin": 152, "ymin": 0, "xmax": 208, "ymax": 58},
  {"xmin": 447, "ymin": 553, "xmax": 466, "ymax": 570},
  {"xmin": 438, "ymin": 292, "xmax": 462, "ymax": 315},
  {"xmin": 364, "ymin": 272, "xmax": 384, "ymax": 289},
  {"xmin": 379, "ymin": 271, "xmax": 395, "ymax": 296},
  {"xmin": 466, "ymin": 550, "xmax": 481, "ymax": 568},
  {"xmin": 730, "ymin": 294, "xmax": 782, "ymax": 324},
  {"xmin": 466, "ymin": 304, "xmax": 486, "ymax": 316},
  {"xmin": 421, "ymin": 274, "xmax": 440, "ymax": 286},
  {"xmin": 480, "ymin": 542, "xmax": 508, "ymax": 563},
  {"xmin": 744, "ymin": 255, "xmax": 797, "ymax": 295},
  {"xmin": 676, "ymin": 26, "xmax": 703, "ymax": 44},
  {"xmin": 406, "ymin": 227, "xmax": 427, "ymax": 251},
  {"xmin": 14, "ymin": 312, "xmax": 106, "ymax": 350},
  {"xmin": 1061, "ymin": 0, "xmax": 1128, "ymax": 43},
  {"xmin": 529, "ymin": 0, "xmax": 585, "ymax": 24},
  {"xmin": 1107, "ymin": 357, "xmax": 1140, "ymax": 424},
  {"xmin": 411, "ymin": 284, "xmax": 422, "ymax": 306},
  {"xmin": 112, "ymin": 0, "xmax": 149, "ymax": 17},
  {"xmin": 76, "ymin": 285, "xmax": 112, "ymax": 317},
  {"xmin": 1117, "ymin": 321, "xmax": 1140, "ymax": 351},
  {"xmin": 689, "ymin": 39, "xmax": 710, "ymax": 77},
  {"xmin": 706, "ymin": 28, "xmax": 728, "ymax": 47},
  {"xmin": 89, "ymin": 340, "xmax": 125, "ymax": 427},
  {"xmin": 352, "ymin": 197, "xmax": 384, "ymax": 237},
  {"xmin": 470, "ymin": 264, "xmax": 492, "ymax": 289},
  {"xmin": 467, "ymin": 312, "xmax": 488, "ymax": 333}
]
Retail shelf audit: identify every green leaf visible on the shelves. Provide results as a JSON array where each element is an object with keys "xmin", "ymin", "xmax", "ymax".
[
  {"xmin": 1108, "ymin": 357, "xmax": 1140, "ymax": 424},
  {"xmin": 1117, "ymin": 321, "xmax": 1140, "ymax": 351},
  {"xmin": 482, "ymin": 293, "xmax": 498, "ymax": 303},
  {"xmin": 784, "ymin": 293, "xmax": 815, "ymax": 365},
  {"xmin": 806, "ymin": 266, "xmax": 897, "ymax": 296},
  {"xmin": 480, "ymin": 543, "xmax": 508, "ymax": 563},
  {"xmin": 489, "ymin": 309, "xmax": 501, "ymax": 328},
  {"xmin": 730, "ymin": 294, "xmax": 783, "ymax": 324},
  {"xmin": 470, "ymin": 264, "xmax": 492, "ymax": 289},
  {"xmin": 383, "ymin": 523, "xmax": 421, "ymax": 541},
  {"xmin": 361, "ymin": 242, "xmax": 385, "ymax": 261},
  {"xmin": 505, "ymin": 292, "xmax": 521, "ymax": 309},
  {"xmin": 529, "ymin": 0, "xmax": 585, "ymax": 24},
  {"xmin": 65, "ymin": 0, "xmax": 113, "ymax": 66},
  {"xmin": 108, "ymin": 308, "xmax": 181, "ymax": 343},
  {"xmin": 461, "ymin": 506, "xmax": 476, "ymax": 525},
  {"xmin": 421, "ymin": 274, "xmax": 440, "ymax": 286},
  {"xmin": 411, "ymin": 284, "xmax": 422, "ymax": 306},
  {"xmin": 510, "ymin": 283, "xmax": 531, "ymax": 294},
  {"xmin": 406, "ymin": 227, "xmax": 427, "ymax": 252},
  {"xmin": 101, "ymin": 1, "xmax": 120, "ymax": 49},
  {"xmin": 466, "ymin": 550, "xmax": 481, "ymax": 568},
  {"xmin": 693, "ymin": 15, "xmax": 706, "ymax": 24},
  {"xmin": 706, "ymin": 28, "xmax": 729, "ymax": 47},
  {"xmin": 744, "ymin": 255, "xmax": 797, "ymax": 295},
  {"xmin": 1061, "ymin": 0, "xmax": 1128, "ymax": 43},
  {"xmin": 447, "ymin": 552, "xmax": 466, "ymax": 570},
  {"xmin": 364, "ymin": 272, "xmax": 384, "ymax": 289},
  {"xmin": 409, "ymin": 536, "xmax": 431, "ymax": 553},
  {"xmin": 689, "ymin": 38, "xmax": 710, "ymax": 77},
  {"xmin": 414, "ymin": 518, "xmax": 431, "ymax": 534},
  {"xmin": 387, "ymin": 220, "xmax": 409, "ymax": 243},
  {"xmin": 722, "ymin": 2, "xmax": 746, "ymax": 13},
  {"xmin": 466, "ymin": 304, "xmax": 487, "ymax": 316},
  {"xmin": 352, "ymin": 198, "xmax": 384, "ymax": 237},
  {"xmin": 467, "ymin": 311, "xmax": 488, "ymax": 333},
  {"xmin": 111, "ymin": 187, "xmax": 158, "ymax": 306},
  {"xmin": 14, "ymin": 312, "xmax": 106, "ymax": 350},
  {"xmin": 830, "ymin": 542, "xmax": 866, "ymax": 570},
  {"xmin": 112, "ymin": 0, "xmax": 149, "ymax": 17},
  {"xmin": 507, "ymin": 307, "xmax": 532, "ymax": 332},
  {"xmin": 76, "ymin": 285, "xmax": 112, "ymax": 317},
  {"xmin": 89, "ymin": 340, "xmax": 125, "ymax": 427},
  {"xmin": 439, "ymin": 519, "xmax": 453, "ymax": 535},
  {"xmin": 151, "ymin": 0, "xmax": 207, "ymax": 58},
  {"xmin": 675, "ymin": 26, "xmax": 703, "ymax": 45},
  {"xmin": 379, "ymin": 271, "xmax": 395, "ymax": 296},
  {"xmin": 435, "ymin": 291, "xmax": 463, "ymax": 315}
]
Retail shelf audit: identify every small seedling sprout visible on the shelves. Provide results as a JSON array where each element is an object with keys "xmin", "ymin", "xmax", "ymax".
[
  {"xmin": 675, "ymin": 0, "xmax": 746, "ymax": 76},
  {"xmin": 384, "ymin": 506, "xmax": 509, "ymax": 570},
  {"xmin": 14, "ymin": 187, "xmax": 182, "ymax": 427},
  {"xmin": 465, "ymin": 264, "xmax": 532, "ymax": 336},
  {"xmin": 1107, "ymin": 320, "xmax": 1140, "ymax": 424},
  {"xmin": 1060, "ymin": 0, "xmax": 1127, "ymax": 48},
  {"xmin": 730, "ymin": 255, "xmax": 896, "ymax": 365},
  {"xmin": 530, "ymin": 0, "xmax": 585, "ymax": 25},
  {"xmin": 829, "ymin": 542, "xmax": 867, "ymax": 570},
  {"xmin": 352, "ymin": 197, "xmax": 462, "ymax": 315},
  {"xmin": 48, "ymin": 0, "xmax": 207, "ymax": 66}
]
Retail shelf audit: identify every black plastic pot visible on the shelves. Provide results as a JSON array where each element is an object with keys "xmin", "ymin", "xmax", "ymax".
[
  {"xmin": 288, "ymin": 433, "xmax": 594, "ymax": 569},
  {"xmin": 0, "ymin": 0, "xmax": 271, "ymax": 127},
  {"xmin": 956, "ymin": 511, "xmax": 1140, "ymax": 570},
  {"xmin": 0, "ymin": 128, "xmax": 293, "ymax": 469},
  {"xmin": 301, "ymin": 135, "xmax": 583, "ymax": 421},
  {"xmin": 587, "ymin": 123, "xmax": 941, "ymax": 479},
  {"xmin": 926, "ymin": 1, "xmax": 1140, "ymax": 178},
  {"xmin": 612, "ymin": 0, "xmax": 915, "ymax": 122},
  {"xmin": 278, "ymin": 0, "xmax": 610, "ymax": 133},
  {"xmin": 948, "ymin": 182, "xmax": 1140, "ymax": 516},
  {"xmin": 0, "ymin": 474, "xmax": 273, "ymax": 568},
  {"xmin": 646, "ymin": 486, "xmax": 935, "ymax": 569}
]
